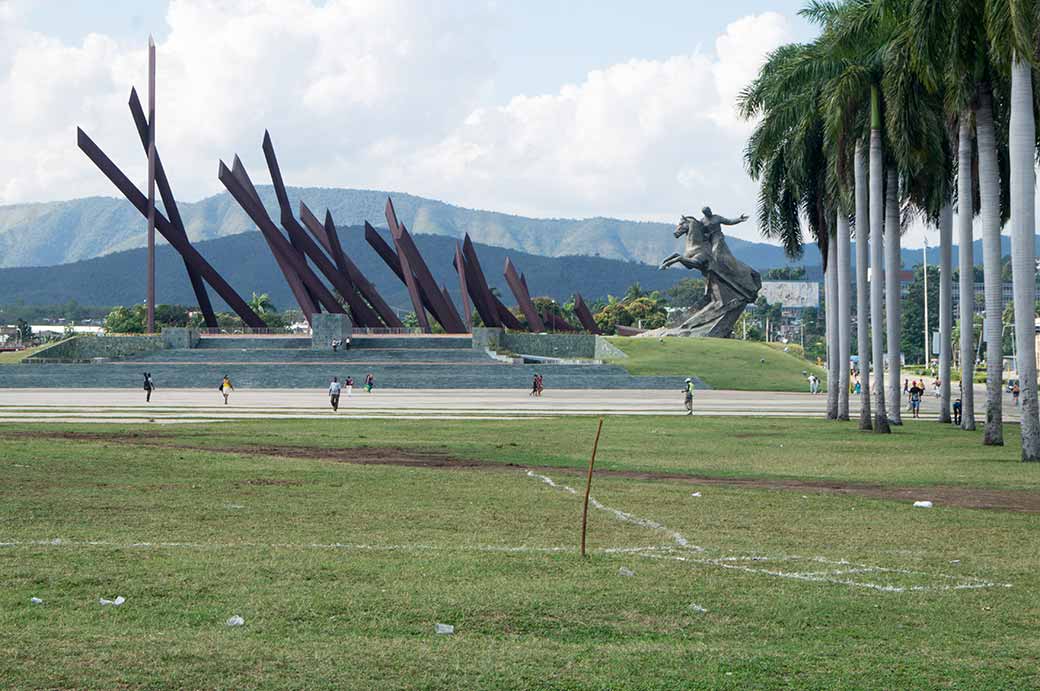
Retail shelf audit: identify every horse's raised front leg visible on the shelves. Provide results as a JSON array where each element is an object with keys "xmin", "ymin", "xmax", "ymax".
[{"xmin": 659, "ymin": 253, "xmax": 681, "ymax": 270}]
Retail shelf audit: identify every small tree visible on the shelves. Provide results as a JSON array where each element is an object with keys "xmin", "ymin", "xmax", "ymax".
[
  {"xmin": 248, "ymin": 292, "xmax": 275, "ymax": 315},
  {"xmin": 103, "ymin": 306, "xmax": 146, "ymax": 334},
  {"xmin": 15, "ymin": 319, "xmax": 32, "ymax": 342}
]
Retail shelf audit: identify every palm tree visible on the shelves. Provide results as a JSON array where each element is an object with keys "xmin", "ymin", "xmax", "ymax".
[
  {"xmin": 826, "ymin": 240, "xmax": 840, "ymax": 419},
  {"xmin": 977, "ymin": 81, "xmax": 1004, "ymax": 445},
  {"xmin": 937, "ymin": 203, "xmax": 954, "ymax": 423},
  {"xmin": 955, "ymin": 117, "xmax": 977, "ymax": 430},
  {"xmin": 739, "ymin": 40, "xmax": 841, "ymax": 419},
  {"xmin": 248, "ymin": 292, "xmax": 275, "ymax": 315},
  {"xmin": 910, "ymin": 0, "xmax": 1011, "ymax": 443},
  {"xmin": 854, "ymin": 143, "xmax": 873, "ymax": 429},
  {"xmin": 869, "ymin": 88, "xmax": 890, "ymax": 432},
  {"xmin": 990, "ymin": 1, "xmax": 1040, "ymax": 459},
  {"xmin": 883, "ymin": 165, "xmax": 903, "ymax": 424},
  {"xmin": 837, "ymin": 210, "xmax": 852, "ymax": 420}
]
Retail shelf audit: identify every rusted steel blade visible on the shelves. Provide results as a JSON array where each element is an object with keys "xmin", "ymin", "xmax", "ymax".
[
  {"xmin": 573, "ymin": 293, "xmax": 602, "ymax": 334},
  {"xmin": 261, "ymin": 133, "xmax": 381, "ymax": 326},
  {"xmin": 227, "ymin": 157, "xmax": 319, "ymax": 319},
  {"xmin": 383, "ymin": 199, "xmax": 466, "ymax": 333},
  {"xmin": 76, "ymin": 128, "xmax": 265, "ymax": 327},
  {"xmin": 221, "ymin": 158, "xmax": 346, "ymax": 317},
  {"xmin": 128, "ymin": 88, "xmax": 217, "ymax": 327},
  {"xmin": 461, "ymin": 234, "xmax": 501, "ymax": 328},
  {"xmin": 453, "ymin": 242, "xmax": 472, "ymax": 330},
  {"xmin": 380, "ymin": 201, "xmax": 429, "ymax": 332},
  {"xmin": 503, "ymin": 257, "xmax": 544, "ymax": 332},
  {"xmin": 298, "ymin": 203, "xmax": 400, "ymax": 327}
]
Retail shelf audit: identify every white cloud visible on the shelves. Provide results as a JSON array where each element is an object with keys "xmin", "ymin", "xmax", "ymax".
[
  {"xmin": 0, "ymin": 3, "xmax": 792, "ymax": 245},
  {"xmin": 0, "ymin": 0, "xmax": 497, "ymax": 205},
  {"xmin": 382, "ymin": 12, "xmax": 794, "ymax": 232}
]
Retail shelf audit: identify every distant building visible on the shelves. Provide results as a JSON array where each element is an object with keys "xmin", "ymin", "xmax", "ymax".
[
  {"xmin": 759, "ymin": 281, "xmax": 820, "ymax": 311},
  {"xmin": 952, "ymin": 281, "xmax": 1040, "ymax": 317}
]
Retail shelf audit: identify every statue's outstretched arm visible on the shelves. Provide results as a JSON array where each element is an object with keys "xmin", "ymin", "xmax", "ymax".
[{"xmin": 719, "ymin": 213, "xmax": 749, "ymax": 226}]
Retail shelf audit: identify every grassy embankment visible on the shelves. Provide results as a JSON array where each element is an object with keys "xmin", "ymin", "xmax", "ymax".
[{"xmin": 607, "ymin": 336, "xmax": 827, "ymax": 392}]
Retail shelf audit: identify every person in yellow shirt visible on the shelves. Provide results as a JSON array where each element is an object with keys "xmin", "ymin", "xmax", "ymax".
[{"xmin": 220, "ymin": 375, "xmax": 234, "ymax": 405}]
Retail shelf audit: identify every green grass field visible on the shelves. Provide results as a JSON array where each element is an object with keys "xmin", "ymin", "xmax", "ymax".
[
  {"xmin": 607, "ymin": 336, "xmax": 827, "ymax": 392},
  {"xmin": 2, "ymin": 416, "xmax": 1038, "ymax": 689},
  {"xmin": 0, "ymin": 343, "xmax": 51, "ymax": 364}
]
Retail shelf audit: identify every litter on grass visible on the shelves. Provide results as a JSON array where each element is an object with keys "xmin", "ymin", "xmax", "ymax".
[
  {"xmin": 435, "ymin": 623, "xmax": 454, "ymax": 635},
  {"xmin": 226, "ymin": 615, "xmax": 245, "ymax": 627},
  {"xmin": 99, "ymin": 596, "xmax": 125, "ymax": 606},
  {"xmin": 690, "ymin": 492, "xmax": 702, "ymax": 498},
  {"xmin": 618, "ymin": 566, "xmax": 635, "ymax": 577},
  {"xmin": 30, "ymin": 597, "xmax": 43, "ymax": 605},
  {"xmin": 689, "ymin": 603, "xmax": 708, "ymax": 613},
  {"xmin": 913, "ymin": 501, "xmax": 934, "ymax": 508}
]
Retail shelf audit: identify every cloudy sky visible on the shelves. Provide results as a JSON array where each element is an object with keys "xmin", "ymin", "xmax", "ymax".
[{"xmin": 1, "ymin": 0, "xmax": 923, "ymax": 247}]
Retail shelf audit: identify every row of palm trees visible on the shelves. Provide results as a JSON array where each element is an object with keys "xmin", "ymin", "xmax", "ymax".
[{"xmin": 740, "ymin": 0, "xmax": 1040, "ymax": 461}]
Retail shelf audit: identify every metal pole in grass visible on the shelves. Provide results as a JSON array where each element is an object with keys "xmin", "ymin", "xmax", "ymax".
[{"xmin": 580, "ymin": 417, "xmax": 604, "ymax": 558}]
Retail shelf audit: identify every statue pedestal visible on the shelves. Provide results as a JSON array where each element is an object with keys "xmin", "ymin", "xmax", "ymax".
[{"xmin": 311, "ymin": 313, "xmax": 352, "ymax": 348}]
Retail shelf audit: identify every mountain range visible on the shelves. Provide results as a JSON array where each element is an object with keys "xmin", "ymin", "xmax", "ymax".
[
  {"xmin": 0, "ymin": 228, "xmax": 698, "ymax": 311},
  {"xmin": 0, "ymin": 187, "xmax": 816, "ymax": 270}
]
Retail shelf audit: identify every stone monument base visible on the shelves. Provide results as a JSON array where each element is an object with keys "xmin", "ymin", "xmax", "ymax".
[{"xmin": 310, "ymin": 313, "xmax": 352, "ymax": 348}]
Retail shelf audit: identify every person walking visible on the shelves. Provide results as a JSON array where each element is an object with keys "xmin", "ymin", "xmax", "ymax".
[
  {"xmin": 535, "ymin": 373, "xmax": 544, "ymax": 396},
  {"xmin": 953, "ymin": 397, "xmax": 962, "ymax": 425},
  {"xmin": 345, "ymin": 375, "xmax": 354, "ymax": 397},
  {"xmin": 909, "ymin": 380, "xmax": 924, "ymax": 419},
  {"xmin": 328, "ymin": 376, "xmax": 342, "ymax": 411},
  {"xmin": 365, "ymin": 373, "xmax": 374, "ymax": 393},
  {"xmin": 683, "ymin": 377, "xmax": 695, "ymax": 416},
  {"xmin": 1012, "ymin": 381, "xmax": 1021, "ymax": 407},
  {"xmin": 220, "ymin": 375, "xmax": 234, "ymax": 405},
  {"xmin": 142, "ymin": 372, "xmax": 155, "ymax": 403},
  {"xmin": 530, "ymin": 374, "xmax": 539, "ymax": 397}
]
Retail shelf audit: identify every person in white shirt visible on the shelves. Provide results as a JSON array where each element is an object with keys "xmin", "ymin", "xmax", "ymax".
[{"xmin": 328, "ymin": 377, "xmax": 342, "ymax": 411}]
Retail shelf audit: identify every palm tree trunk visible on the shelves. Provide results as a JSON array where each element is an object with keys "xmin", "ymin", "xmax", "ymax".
[
  {"xmin": 938, "ymin": 202, "xmax": 953, "ymax": 423},
  {"xmin": 837, "ymin": 211, "xmax": 851, "ymax": 420},
  {"xmin": 826, "ymin": 242, "xmax": 839, "ymax": 419},
  {"xmin": 977, "ymin": 83, "xmax": 1003, "ymax": 445},
  {"xmin": 1010, "ymin": 56, "xmax": 1040, "ymax": 461},
  {"xmin": 869, "ymin": 93, "xmax": 890, "ymax": 433},
  {"xmin": 884, "ymin": 165, "xmax": 903, "ymax": 425},
  {"xmin": 957, "ymin": 113, "xmax": 976, "ymax": 430},
  {"xmin": 855, "ymin": 142, "xmax": 872, "ymax": 430}
]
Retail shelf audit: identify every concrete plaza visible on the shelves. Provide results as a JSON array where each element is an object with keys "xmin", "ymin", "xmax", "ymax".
[{"xmin": 0, "ymin": 385, "xmax": 1012, "ymax": 424}]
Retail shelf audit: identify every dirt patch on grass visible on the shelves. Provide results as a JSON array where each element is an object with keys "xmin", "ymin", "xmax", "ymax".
[
  {"xmin": 238, "ymin": 478, "xmax": 304, "ymax": 487},
  {"xmin": 9, "ymin": 430, "xmax": 1040, "ymax": 513}
]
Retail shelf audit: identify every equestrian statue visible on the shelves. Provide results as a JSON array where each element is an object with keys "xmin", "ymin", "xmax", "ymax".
[{"xmin": 647, "ymin": 206, "xmax": 761, "ymax": 338}]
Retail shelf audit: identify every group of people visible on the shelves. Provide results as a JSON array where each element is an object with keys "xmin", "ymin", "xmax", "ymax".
[
  {"xmin": 330, "ymin": 338, "xmax": 351, "ymax": 352},
  {"xmin": 530, "ymin": 373, "xmax": 544, "ymax": 397},
  {"xmin": 327, "ymin": 373, "xmax": 375, "ymax": 411}
]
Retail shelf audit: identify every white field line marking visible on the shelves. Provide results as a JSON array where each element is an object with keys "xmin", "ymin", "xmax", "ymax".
[
  {"xmin": 525, "ymin": 471, "xmax": 702, "ymax": 551},
  {"xmin": 524, "ymin": 471, "xmax": 1011, "ymax": 593},
  {"xmin": 0, "ymin": 538, "xmax": 664, "ymax": 556}
]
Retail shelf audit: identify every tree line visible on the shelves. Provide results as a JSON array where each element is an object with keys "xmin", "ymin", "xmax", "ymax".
[{"xmin": 741, "ymin": 0, "xmax": 1040, "ymax": 460}]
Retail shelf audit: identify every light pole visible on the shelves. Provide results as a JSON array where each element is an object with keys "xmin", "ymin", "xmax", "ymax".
[
  {"xmin": 145, "ymin": 35, "xmax": 156, "ymax": 334},
  {"xmin": 922, "ymin": 240, "xmax": 930, "ymax": 369}
]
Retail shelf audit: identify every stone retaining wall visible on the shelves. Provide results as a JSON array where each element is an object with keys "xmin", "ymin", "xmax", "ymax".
[
  {"xmin": 27, "ymin": 335, "xmax": 165, "ymax": 362},
  {"xmin": 473, "ymin": 328, "xmax": 626, "ymax": 360}
]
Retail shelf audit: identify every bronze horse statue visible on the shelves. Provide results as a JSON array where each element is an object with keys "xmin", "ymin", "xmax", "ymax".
[{"xmin": 652, "ymin": 206, "xmax": 761, "ymax": 338}]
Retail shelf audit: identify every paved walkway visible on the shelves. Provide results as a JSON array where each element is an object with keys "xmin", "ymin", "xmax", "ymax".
[{"xmin": 0, "ymin": 387, "xmax": 1017, "ymax": 424}]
